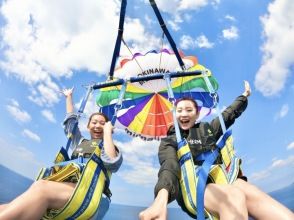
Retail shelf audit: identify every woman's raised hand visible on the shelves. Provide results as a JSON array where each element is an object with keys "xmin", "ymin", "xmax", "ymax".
[
  {"xmin": 242, "ymin": 80, "xmax": 251, "ymax": 97},
  {"xmin": 61, "ymin": 87, "xmax": 74, "ymax": 97},
  {"xmin": 103, "ymin": 121, "xmax": 114, "ymax": 135}
]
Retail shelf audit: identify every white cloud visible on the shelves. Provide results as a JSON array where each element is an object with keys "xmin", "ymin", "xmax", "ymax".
[
  {"xmin": 0, "ymin": 137, "xmax": 44, "ymax": 179},
  {"xmin": 250, "ymin": 170, "xmax": 270, "ymax": 181},
  {"xmin": 180, "ymin": 35, "xmax": 195, "ymax": 49},
  {"xmin": 22, "ymin": 129, "xmax": 41, "ymax": 142},
  {"xmin": 41, "ymin": 109, "xmax": 56, "ymax": 123},
  {"xmin": 118, "ymin": 162, "xmax": 158, "ymax": 186},
  {"xmin": 121, "ymin": 18, "xmax": 161, "ymax": 55},
  {"xmin": 154, "ymin": 12, "xmax": 183, "ymax": 32},
  {"xmin": 0, "ymin": 0, "xmax": 160, "ymax": 108},
  {"xmin": 153, "ymin": 0, "xmax": 218, "ymax": 13},
  {"xmin": 148, "ymin": 0, "xmax": 219, "ymax": 36},
  {"xmin": 144, "ymin": 14, "xmax": 154, "ymax": 26},
  {"xmin": 180, "ymin": 34, "xmax": 214, "ymax": 49},
  {"xmin": 150, "ymin": 0, "xmax": 179, "ymax": 14},
  {"xmin": 116, "ymin": 137, "xmax": 160, "ymax": 186},
  {"xmin": 179, "ymin": 0, "xmax": 209, "ymax": 10},
  {"xmin": 183, "ymin": 13, "xmax": 192, "ymax": 22},
  {"xmin": 250, "ymin": 155, "xmax": 294, "ymax": 182},
  {"xmin": 287, "ymin": 142, "xmax": 294, "ymax": 150},
  {"xmin": 28, "ymin": 80, "xmax": 60, "ymax": 107},
  {"xmin": 274, "ymin": 104, "xmax": 289, "ymax": 120},
  {"xmin": 168, "ymin": 20, "xmax": 180, "ymax": 31},
  {"xmin": 278, "ymin": 104, "xmax": 289, "ymax": 118},
  {"xmin": 6, "ymin": 100, "xmax": 31, "ymax": 123},
  {"xmin": 222, "ymin": 26, "xmax": 239, "ymax": 40},
  {"xmin": 255, "ymin": 0, "xmax": 294, "ymax": 96},
  {"xmin": 10, "ymin": 99, "xmax": 20, "ymax": 107},
  {"xmin": 195, "ymin": 35, "xmax": 214, "ymax": 48},
  {"xmin": 225, "ymin": 15, "xmax": 236, "ymax": 22}
]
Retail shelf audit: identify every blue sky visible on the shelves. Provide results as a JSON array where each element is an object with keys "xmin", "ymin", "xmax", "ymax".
[{"xmin": 0, "ymin": 0, "xmax": 293, "ymax": 208}]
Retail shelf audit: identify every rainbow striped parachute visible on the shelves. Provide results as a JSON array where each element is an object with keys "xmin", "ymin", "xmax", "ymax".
[{"xmin": 96, "ymin": 49, "xmax": 218, "ymax": 140}]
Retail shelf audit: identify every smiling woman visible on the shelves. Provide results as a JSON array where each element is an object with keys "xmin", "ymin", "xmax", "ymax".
[
  {"xmin": 139, "ymin": 81, "xmax": 294, "ymax": 220},
  {"xmin": 0, "ymin": 87, "xmax": 123, "ymax": 220}
]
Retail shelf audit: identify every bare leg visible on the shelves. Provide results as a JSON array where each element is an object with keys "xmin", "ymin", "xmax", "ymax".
[
  {"xmin": 233, "ymin": 179, "xmax": 294, "ymax": 220},
  {"xmin": 0, "ymin": 180, "xmax": 75, "ymax": 220},
  {"xmin": 0, "ymin": 204, "xmax": 8, "ymax": 213},
  {"xmin": 204, "ymin": 183, "xmax": 248, "ymax": 220}
]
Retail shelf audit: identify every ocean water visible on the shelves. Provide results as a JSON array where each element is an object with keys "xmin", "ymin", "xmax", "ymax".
[
  {"xmin": 1, "ymin": 164, "xmax": 293, "ymax": 219},
  {"xmin": 0, "ymin": 165, "xmax": 33, "ymax": 203},
  {"xmin": 104, "ymin": 204, "xmax": 192, "ymax": 220},
  {"xmin": 269, "ymin": 183, "xmax": 294, "ymax": 211},
  {"xmin": 104, "ymin": 204, "xmax": 144, "ymax": 220}
]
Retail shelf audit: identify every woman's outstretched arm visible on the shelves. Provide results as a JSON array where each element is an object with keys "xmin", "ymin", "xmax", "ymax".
[
  {"xmin": 61, "ymin": 87, "xmax": 74, "ymax": 113},
  {"xmin": 103, "ymin": 121, "xmax": 117, "ymax": 158}
]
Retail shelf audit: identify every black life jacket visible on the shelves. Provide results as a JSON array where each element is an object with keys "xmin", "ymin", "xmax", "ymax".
[
  {"xmin": 182, "ymin": 123, "xmax": 221, "ymax": 164},
  {"xmin": 71, "ymin": 139, "xmax": 102, "ymax": 159}
]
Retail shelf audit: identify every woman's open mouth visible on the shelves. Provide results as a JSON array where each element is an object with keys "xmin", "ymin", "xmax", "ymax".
[{"xmin": 180, "ymin": 119, "xmax": 190, "ymax": 127}]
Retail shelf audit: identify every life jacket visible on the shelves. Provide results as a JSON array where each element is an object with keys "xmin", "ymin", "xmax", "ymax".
[
  {"xmin": 36, "ymin": 139, "xmax": 111, "ymax": 220},
  {"xmin": 185, "ymin": 123, "xmax": 220, "ymax": 163},
  {"xmin": 177, "ymin": 123, "xmax": 242, "ymax": 220}
]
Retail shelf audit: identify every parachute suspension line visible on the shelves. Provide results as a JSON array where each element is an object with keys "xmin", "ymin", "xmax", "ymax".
[
  {"xmin": 178, "ymin": 69, "xmax": 186, "ymax": 98},
  {"xmin": 110, "ymin": 80, "xmax": 127, "ymax": 125},
  {"xmin": 195, "ymin": 72, "xmax": 225, "ymax": 220},
  {"xmin": 158, "ymin": 32, "xmax": 165, "ymax": 70},
  {"xmin": 78, "ymin": 85, "xmax": 93, "ymax": 115},
  {"xmin": 164, "ymin": 73, "xmax": 182, "ymax": 143},
  {"xmin": 122, "ymin": 37, "xmax": 145, "ymax": 73},
  {"xmin": 203, "ymin": 71, "xmax": 232, "ymax": 163},
  {"xmin": 98, "ymin": 81, "xmax": 127, "ymax": 157},
  {"xmin": 203, "ymin": 70, "xmax": 226, "ymax": 137},
  {"xmin": 195, "ymin": 71, "xmax": 226, "ymax": 219},
  {"xmin": 66, "ymin": 85, "xmax": 93, "ymax": 152},
  {"xmin": 149, "ymin": 0, "xmax": 186, "ymax": 71},
  {"xmin": 109, "ymin": 0, "xmax": 127, "ymax": 80}
]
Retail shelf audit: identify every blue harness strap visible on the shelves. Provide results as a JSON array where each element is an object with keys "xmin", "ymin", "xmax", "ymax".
[
  {"xmin": 196, "ymin": 150, "xmax": 219, "ymax": 220},
  {"xmin": 97, "ymin": 141, "xmax": 111, "ymax": 195},
  {"xmin": 195, "ymin": 129, "xmax": 233, "ymax": 220},
  {"xmin": 108, "ymin": 0, "xmax": 127, "ymax": 79},
  {"xmin": 149, "ymin": 0, "xmax": 186, "ymax": 71},
  {"xmin": 66, "ymin": 86, "xmax": 93, "ymax": 152}
]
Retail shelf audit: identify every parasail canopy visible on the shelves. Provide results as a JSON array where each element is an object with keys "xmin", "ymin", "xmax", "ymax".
[{"xmin": 96, "ymin": 49, "xmax": 218, "ymax": 140}]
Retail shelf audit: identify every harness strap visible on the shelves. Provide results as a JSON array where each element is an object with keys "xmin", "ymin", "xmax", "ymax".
[
  {"xmin": 37, "ymin": 148, "xmax": 111, "ymax": 220},
  {"xmin": 195, "ymin": 129, "xmax": 233, "ymax": 219},
  {"xmin": 164, "ymin": 73, "xmax": 182, "ymax": 143},
  {"xmin": 66, "ymin": 86, "xmax": 93, "ymax": 152},
  {"xmin": 111, "ymin": 80, "xmax": 127, "ymax": 125},
  {"xmin": 202, "ymin": 70, "xmax": 226, "ymax": 136},
  {"xmin": 109, "ymin": 0, "xmax": 127, "ymax": 79},
  {"xmin": 149, "ymin": 0, "xmax": 185, "ymax": 70},
  {"xmin": 196, "ymin": 150, "xmax": 219, "ymax": 220}
]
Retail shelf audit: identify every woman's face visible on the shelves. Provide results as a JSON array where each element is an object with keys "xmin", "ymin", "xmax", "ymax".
[
  {"xmin": 87, "ymin": 114, "xmax": 106, "ymax": 139},
  {"xmin": 176, "ymin": 100, "xmax": 199, "ymax": 130}
]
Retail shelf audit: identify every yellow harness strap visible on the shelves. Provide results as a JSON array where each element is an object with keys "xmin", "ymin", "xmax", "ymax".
[
  {"xmin": 178, "ymin": 132, "xmax": 242, "ymax": 220},
  {"xmin": 36, "ymin": 147, "xmax": 110, "ymax": 220}
]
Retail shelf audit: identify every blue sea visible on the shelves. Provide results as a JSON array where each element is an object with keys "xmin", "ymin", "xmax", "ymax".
[
  {"xmin": 0, "ymin": 164, "xmax": 293, "ymax": 219},
  {"xmin": 104, "ymin": 204, "xmax": 191, "ymax": 220}
]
